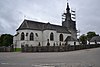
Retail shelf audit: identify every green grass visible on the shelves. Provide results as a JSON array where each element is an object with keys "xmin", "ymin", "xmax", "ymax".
[{"xmin": 15, "ymin": 48, "xmax": 21, "ymax": 52}]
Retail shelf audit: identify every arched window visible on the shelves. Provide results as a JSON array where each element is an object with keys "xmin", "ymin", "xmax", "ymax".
[
  {"xmin": 21, "ymin": 32, "xmax": 25, "ymax": 40},
  {"xmin": 50, "ymin": 32, "xmax": 54, "ymax": 41},
  {"xmin": 30, "ymin": 32, "xmax": 34, "ymax": 41},
  {"xmin": 59, "ymin": 34, "xmax": 63, "ymax": 41}
]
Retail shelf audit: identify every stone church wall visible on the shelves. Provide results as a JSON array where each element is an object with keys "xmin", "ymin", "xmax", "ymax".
[
  {"xmin": 13, "ymin": 30, "xmax": 43, "ymax": 48},
  {"xmin": 14, "ymin": 29, "xmax": 72, "ymax": 48},
  {"xmin": 68, "ymin": 41, "xmax": 80, "ymax": 45},
  {"xmin": 43, "ymin": 30, "xmax": 57, "ymax": 46}
]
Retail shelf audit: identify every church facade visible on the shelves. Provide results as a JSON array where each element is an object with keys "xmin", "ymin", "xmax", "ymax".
[{"xmin": 13, "ymin": 2, "xmax": 79, "ymax": 48}]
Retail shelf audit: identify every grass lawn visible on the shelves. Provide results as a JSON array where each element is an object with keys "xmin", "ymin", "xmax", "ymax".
[{"xmin": 15, "ymin": 48, "xmax": 21, "ymax": 52}]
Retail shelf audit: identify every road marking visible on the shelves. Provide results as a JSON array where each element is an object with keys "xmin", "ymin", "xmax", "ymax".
[
  {"xmin": 32, "ymin": 64, "xmax": 55, "ymax": 67},
  {"xmin": 1, "ymin": 62, "xmax": 9, "ymax": 65}
]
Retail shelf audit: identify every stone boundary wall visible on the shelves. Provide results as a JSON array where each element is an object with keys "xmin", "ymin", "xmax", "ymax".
[
  {"xmin": 21, "ymin": 44, "xmax": 100, "ymax": 52},
  {"xmin": 0, "ymin": 45, "xmax": 14, "ymax": 52},
  {"xmin": 0, "ymin": 44, "xmax": 100, "ymax": 52}
]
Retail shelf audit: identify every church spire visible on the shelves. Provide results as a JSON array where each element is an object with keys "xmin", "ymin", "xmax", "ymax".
[
  {"xmin": 66, "ymin": 1, "xmax": 70, "ymax": 13},
  {"xmin": 62, "ymin": 1, "xmax": 77, "ymax": 40},
  {"xmin": 62, "ymin": 1, "xmax": 71, "ymax": 22}
]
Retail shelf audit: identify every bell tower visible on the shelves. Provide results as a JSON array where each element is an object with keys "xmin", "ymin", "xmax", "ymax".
[{"xmin": 62, "ymin": 2, "xmax": 77, "ymax": 40}]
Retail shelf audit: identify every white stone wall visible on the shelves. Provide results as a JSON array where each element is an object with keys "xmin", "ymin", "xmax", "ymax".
[
  {"xmin": 43, "ymin": 30, "xmax": 71, "ymax": 46},
  {"xmin": 90, "ymin": 42, "xmax": 100, "ymax": 44},
  {"xmin": 13, "ymin": 30, "xmax": 43, "ymax": 48},
  {"xmin": 57, "ymin": 33, "xmax": 71, "ymax": 46},
  {"xmin": 43, "ymin": 30, "xmax": 57, "ymax": 46},
  {"xmin": 13, "ymin": 29, "xmax": 74, "ymax": 48},
  {"xmin": 68, "ymin": 41, "xmax": 80, "ymax": 45}
]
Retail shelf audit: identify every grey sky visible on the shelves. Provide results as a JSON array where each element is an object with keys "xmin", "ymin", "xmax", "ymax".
[{"xmin": 0, "ymin": 0, "xmax": 100, "ymax": 35}]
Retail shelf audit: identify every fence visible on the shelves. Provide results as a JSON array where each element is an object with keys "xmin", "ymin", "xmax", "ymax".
[{"xmin": 21, "ymin": 44, "xmax": 100, "ymax": 52}]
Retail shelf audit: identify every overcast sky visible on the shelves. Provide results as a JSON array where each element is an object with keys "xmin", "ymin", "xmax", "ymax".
[{"xmin": 0, "ymin": 0, "xmax": 100, "ymax": 36}]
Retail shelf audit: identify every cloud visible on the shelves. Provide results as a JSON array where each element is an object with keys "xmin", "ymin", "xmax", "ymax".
[
  {"xmin": 73, "ymin": 0, "xmax": 100, "ymax": 34},
  {"xmin": 0, "ymin": 0, "xmax": 100, "ymax": 35}
]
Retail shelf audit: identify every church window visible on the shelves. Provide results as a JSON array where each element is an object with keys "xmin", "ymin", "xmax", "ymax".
[
  {"xmin": 30, "ymin": 32, "xmax": 34, "ymax": 41},
  {"xmin": 59, "ymin": 34, "xmax": 63, "ymax": 41},
  {"xmin": 21, "ymin": 32, "xmax": 25, "ymax": 40},
  {"xmin": 50, "ymin": 32, "xmax": 54, "ymax": 41}
]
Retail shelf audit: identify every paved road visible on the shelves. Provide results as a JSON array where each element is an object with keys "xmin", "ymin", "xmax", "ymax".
[{"xmin": 0, "ymin": 48, "xmax": 100, "ymax": 67}]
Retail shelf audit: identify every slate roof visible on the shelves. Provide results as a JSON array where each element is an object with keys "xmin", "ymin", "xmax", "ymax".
[
  {"xmin": 64, "ymin": 36, "xmax": 77, "ymax": 41},
  {"xmin": 17, "ymin": 19, "xmax": 71, "ymax": 34},
  {"xmin": 90, "ymin": 36, "xmax": 100, "ymax": 42}
]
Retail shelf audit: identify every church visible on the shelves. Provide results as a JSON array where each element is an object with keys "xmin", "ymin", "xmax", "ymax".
[{"xmin": 13, "ymin": 2, "xmax": 79, "ymax": 48}]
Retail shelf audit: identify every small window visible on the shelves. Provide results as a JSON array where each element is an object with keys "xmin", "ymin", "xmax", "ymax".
[
  {"xmin": 35, "ymin": 33, "xmax": 38, "ymax": 37},
  {"xmin": 26, "ymin": 33, "xmax": 28, "ymax": 36},
  {"xmin": 50, "ymin": 32, "xmax": 54, "ymax": 41}
]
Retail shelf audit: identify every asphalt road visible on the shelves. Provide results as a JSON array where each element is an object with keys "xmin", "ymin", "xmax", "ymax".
[{"xmin": 0, "ymin": 48, "xmax": 100, "ymax": 67}]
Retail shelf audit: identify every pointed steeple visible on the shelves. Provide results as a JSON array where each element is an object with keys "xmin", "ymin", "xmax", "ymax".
[
  {"xmin": 66, "ymin": 1, "xmax": 70, "ymax": 13},
  {"xmin": 62, "ymin": 1, "xmax": 77, "ymax": 40},
  {"xmin": 62, "ymin": 1, "xmax": 71, "ymax": 22}
]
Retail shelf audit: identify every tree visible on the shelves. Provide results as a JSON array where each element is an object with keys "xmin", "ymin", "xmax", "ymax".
[
  {"xmin": 79, "ymin": 31, "xmax": 97, "ymax": 45},
  {"xmin": 79, "ymin": 34, "xmax": 87, "ymax": 44},
  {"xmin": 87, "ymin": 31, "xmax": 96, "ymax": 41},
  {"xmin": 0, "ymin": 34, "xmax": 13, "ymax": 46}
]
